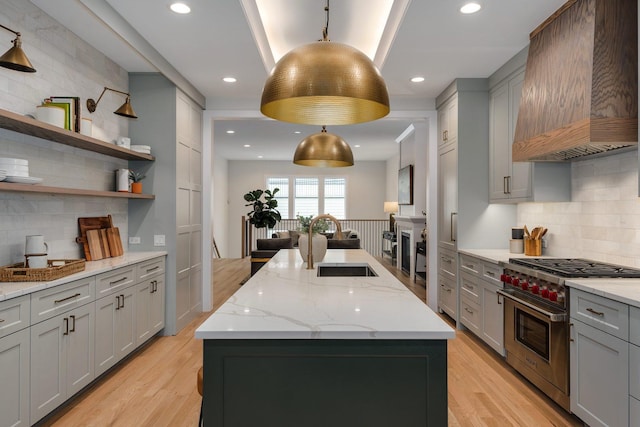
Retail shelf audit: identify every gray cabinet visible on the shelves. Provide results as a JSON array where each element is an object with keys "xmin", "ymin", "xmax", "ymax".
[
  {"xmin": 438, "ymin": 139, "xmax": 457, "ymax": 251},
  {"xmin": 30, "ymin": 303, "xmax": 94, "ymax": 424},
  {"xmin": 458, "ymin": 254, "xmax": 504, "ymax": 355},
  {"xmin": 0, "ymin": 297, "xmax": 30, "ymax": 427},
  {"xmin": 570, "ymin": 289, "xmax": 629, "ymax": 427},
  {"xmin": 437, "ymin": 95, "xmax": 457, "ymax": 147},
  {"xmin": 437, "ymin": 248, "xmax": 457, "ymax": 319},
  {"xmin": 135, "ymin": 257, "xmax": 166, "ymax": 344},
  {"xmin": 488, "ymin": 48, "xmax": 570, "ymax": 204},
  {"xmin": 95, "ymin": 286, "xmax": 136, "ymax": 377}
]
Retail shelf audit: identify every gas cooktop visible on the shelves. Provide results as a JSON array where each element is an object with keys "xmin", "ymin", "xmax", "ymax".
[{"xmin": 508, "ymin": 258, "xmax": 640, "ymax": 278}]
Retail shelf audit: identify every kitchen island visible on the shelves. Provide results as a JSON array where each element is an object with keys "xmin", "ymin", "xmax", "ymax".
[{"xmin": 196, "ymin": 249, "xmax": 455, "ymax": 427}]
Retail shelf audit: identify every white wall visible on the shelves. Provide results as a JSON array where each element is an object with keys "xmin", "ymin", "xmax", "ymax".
[
  {"xmin": 227, "ymin": 160, "xmax": 388, "ymax": 258},
  {"xmin": 0, "ymin": 0, "xmax": 131, "ymax": 265},
  {"xmin": 385, "ymin": 154, "xmax": 399, "ymax": 202},
  {"xmin": 213, "ymin": 151, "xmax": 229, "ymax": 257},
  {"xmin": 518, "ymin": 150, "xmax": 640, "ymax": 267}
]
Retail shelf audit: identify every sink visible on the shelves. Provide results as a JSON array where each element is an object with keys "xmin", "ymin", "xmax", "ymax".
[{"xmin": 316, "ymin": 263, "xmax": 378, "ymax": 277}]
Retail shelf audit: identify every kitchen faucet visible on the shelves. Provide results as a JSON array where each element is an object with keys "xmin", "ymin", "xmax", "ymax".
[{"xmin": 306, "ymin": 214, "xmax": 342, "ymax": 269}]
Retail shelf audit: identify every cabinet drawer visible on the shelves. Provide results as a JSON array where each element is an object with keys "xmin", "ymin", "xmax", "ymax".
[
  {"xmin": 631, "ymin": 343, "xmax": 640, "ymax": 399},
  {"xmin": 31, "ymin": 277, "xmax": 95, "ymax": 324},
  {"xmin": 439, "ymin": 249, "xmax": 457, "ymax": 279},
  {"xmin": 460, "ymin": 296, "xmax": 481, "ymax": 335},
  {"xmin": 570, "ymin": 289, "xmax": 629, "ymax": 340},
  {"xmin": 630, "ymin": 306, "xmax": 640, "ymax": 346},
  {"xmin": 482, "ymin": 262, "xmax": 502, "ymax": 284},
  {"xmin": 96, "ymin": 266, "xmax": 136, "ymax": 298},
  {"xmin": 438, "ymin": 277, "xmax": 456, "ymax": 318},
  {"xmin": 459, "ymin": 255, "xmax": 481, "ymax": 276},
  {"xmin": 0, "ymin": 295, "xmax": 30, "ymax": 338},
  {"xmin": 460, "ymin": 271, "xmax": 480, "ymax": 304},
  {"xmin": 136, "ymin": 257, "xmax": 166, "ymax": 282}
]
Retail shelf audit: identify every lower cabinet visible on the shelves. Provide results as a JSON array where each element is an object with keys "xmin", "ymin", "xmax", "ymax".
[
  {"xmin": 0, "ymin": 328, "xmax": 30, "ymax": 427},
  {"xmin": 136, "ymin": 275, "xmax": 165, "ymax": 344},
  {"xmin": 570, "ymin": 288, "xmax": 630, "ymax": 427},
  {"xmin": 30, "ymin": 303, "xmax": 94, "ymax": 424},
  {"xmin": 438, "ymin": 277, "xmax": 457, "ymax": 319},
  {"xmin": 458, "ymin": 254, "xmax": 504, "ymax": 355},
  {"xmin": 95, "ymin": 287, "xmax": 136, "ymax": 377}
]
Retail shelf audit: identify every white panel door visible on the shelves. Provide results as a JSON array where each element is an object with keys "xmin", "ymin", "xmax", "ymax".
[
  {"xmin": 507, "ymin": 70, "xmax": 531, "ymax": 199},
  {"xmin": 489, "ymin": 82, "xmax": 510, "ymax": 201},
  {"xmin": 0, "ymin": 328, "xmax": 30, "ymax": 427}
]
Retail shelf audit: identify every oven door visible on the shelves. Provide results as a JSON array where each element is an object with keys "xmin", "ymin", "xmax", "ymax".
[{"xmin": 499, "ymin": 289, "xmax": 569, "ymax": 396}]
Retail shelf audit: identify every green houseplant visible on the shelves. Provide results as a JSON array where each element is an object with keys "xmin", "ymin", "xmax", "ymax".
[
  {"xmin": 244, "ymin": 188, "xmax": 281, "ymax": 229},
  {"xmin": 297, "ymin": 214, "xmax": 329, "ymax": 234},
  {"xmin": 129, "ymin": 170, "xmax": 146, "ymax": 194},
  {"xmin": 296, "ymin": 214, "xmax": 329, "ymax": 264}
]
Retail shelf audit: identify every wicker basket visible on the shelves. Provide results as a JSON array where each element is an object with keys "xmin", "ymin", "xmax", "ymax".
[{"xmin": 0, "ymin": 259, "xmax": 85, "ymax": 282}]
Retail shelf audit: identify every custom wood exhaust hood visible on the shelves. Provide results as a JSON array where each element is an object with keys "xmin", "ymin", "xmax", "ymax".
[{"xmin": 512, "ymin": 0, "xmax": 638, "ymax": 162}]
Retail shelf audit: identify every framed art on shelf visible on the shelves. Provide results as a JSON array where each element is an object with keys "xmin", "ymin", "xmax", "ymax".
[{"xmin": 398, "ymin": 164, "xmax": 413, "ymax": 205}]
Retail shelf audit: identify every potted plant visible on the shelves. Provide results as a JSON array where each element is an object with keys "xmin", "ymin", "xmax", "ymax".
[
  {"xmin": 129, "ymin": 170, "xmax": 145, "ymax": 194},
  {"xmin": 244, "ymin": 188, "xmax": 281, "ymax": 229},
  {"xmin": 296, "ymin": 214, "xmax": 329, "ymax": 264}
]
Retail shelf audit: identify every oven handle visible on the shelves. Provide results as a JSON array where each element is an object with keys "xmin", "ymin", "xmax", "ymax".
[{"xmin": 497, "ymin": 289, "xmax": 567, "ymax": 322}]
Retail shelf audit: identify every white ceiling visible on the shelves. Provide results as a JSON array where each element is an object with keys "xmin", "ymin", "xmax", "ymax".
[{"xmin": 30, "ymin": 0, "xmax": 566, "ymax": 162}]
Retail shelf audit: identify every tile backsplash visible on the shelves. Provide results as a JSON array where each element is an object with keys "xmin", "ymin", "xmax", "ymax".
[
  {"xmin": 518, "ymin": 150, "xmax": 640, "ymax": 268},
  {"xmin": 0, "ymin": 0, "xmax": 130, "ymax": 266}
]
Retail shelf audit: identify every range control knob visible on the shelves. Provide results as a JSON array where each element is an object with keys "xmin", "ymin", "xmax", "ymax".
[
  {"xmin": 531, "ymin": 284, "xmax": 540, "ymax": 294},
  {"xmin": 541, "ymin": 288, "xmax": 550, "ymax": 299},
  {"xmin": 500, "ymin": 274, "xmax": 507, "ymax": 282},
  {"xmin": 505, "ymin": 276, "xmax": 513, "ymax": 284},
  {"xmin": 521, "ymin": 281, "xmax": 529, "ymax": 291},
  {"xmin": 512, "ymin": 278, "xmax": 520, "ymax": 287},
  {"xmin": 549, "ymin": 291, "xmax": 558, "ymax": 302}
]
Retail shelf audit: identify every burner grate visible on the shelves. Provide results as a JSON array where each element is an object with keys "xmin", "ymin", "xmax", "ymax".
[{"xmin": 508, "ymin": 258, "xmax": 640, "ymax": 278}]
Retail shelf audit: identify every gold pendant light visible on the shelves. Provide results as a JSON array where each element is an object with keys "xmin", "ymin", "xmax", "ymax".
[
  {"xmin": 293, "ymin": 126, "xmax": 354, "ymax": 167},
  {"xmin": 261, "ymin": 1, "xmax": 389, "ymax": 126}
]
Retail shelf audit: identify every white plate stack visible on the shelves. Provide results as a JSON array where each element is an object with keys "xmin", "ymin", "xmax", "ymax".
[
  {"xmin": 130, "ymin": 145, "xmax": 151, "ymax": 155},
  {"xmin": 0, "ymin": 158, "xmax": 43, "ymax": 184}
]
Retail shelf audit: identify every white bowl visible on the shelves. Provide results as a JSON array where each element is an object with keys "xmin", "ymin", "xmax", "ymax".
[
  {"xmin": 1, "ymin": 164, "xmax": 29, "ymax": 170},
  {"xmin": 2, "ymin": 167, "xmax": 29, "ymax": 176},
  {"xmin": 0, "ymin": 158, "xmax": 28, "ymax": 166}
]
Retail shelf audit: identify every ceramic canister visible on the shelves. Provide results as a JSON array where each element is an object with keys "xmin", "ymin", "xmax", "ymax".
[
  {"xmin": 25, "ymin": 234, "xmax": 48, "ymax": 255},
  {"xmin": 116, "ymin": 169, "xmax": 130, "ymax": 192},
  {"xmin": 35, "ymin": 104, "xmax": 66, "ymax": 128}
]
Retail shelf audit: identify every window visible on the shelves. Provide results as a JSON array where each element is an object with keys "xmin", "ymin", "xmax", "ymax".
[{"xmin": 266, "ymin": 176, "xmax": 346, "ymax": 219}]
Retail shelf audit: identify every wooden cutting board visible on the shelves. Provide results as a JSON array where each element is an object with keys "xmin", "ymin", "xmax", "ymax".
[
  {"xmin": 77, "ymin": 215, "xmax": 113, "ymax": 260},
  {"xmin": 106, "ymin": 227, "xmax": 124, "ymax": 257},
  {"xmin": 86, "ymin": 229, "xmax": 110, "ymax": 260}
]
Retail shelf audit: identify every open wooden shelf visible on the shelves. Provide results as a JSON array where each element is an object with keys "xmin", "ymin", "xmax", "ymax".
[
  {"xmin": 0, "ymin": 107, "xmax": 154, "ymax": 161},
  {"xmin": 0, "ymin": 182, "xmax": 154, "ymax": 199}
]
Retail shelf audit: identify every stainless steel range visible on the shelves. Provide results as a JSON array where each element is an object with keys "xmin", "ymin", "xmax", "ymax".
[{"xmin": 498, "ymin": 258, "xmax": 640, "ymax": 411}]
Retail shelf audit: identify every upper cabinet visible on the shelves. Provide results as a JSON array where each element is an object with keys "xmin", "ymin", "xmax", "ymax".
[
  {"xmin": 437, "ymin": 96, "xmax": 458, "ymax": 148},
  {"xmin": 489, "ymin": 48, "xmax": 571, "ymax": 204},
  {"xmin": 513, "ymin": 0, "xmax": 638, "ymax": 162}
]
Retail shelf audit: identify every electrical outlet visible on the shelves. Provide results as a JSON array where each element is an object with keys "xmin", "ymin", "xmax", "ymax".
[
  {"xmin": 542, "ymin": 238, "xmax": 548, "ymax": 249},
  {"xmin": 129, "ymin": 236, "xmax": 141, "ymax": 244},
  {"xmin": 154, "ymin": 235, "xmax": 166, "ymax": 246}
]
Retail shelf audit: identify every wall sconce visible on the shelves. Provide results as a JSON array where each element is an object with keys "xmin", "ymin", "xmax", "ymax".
[
  {"xmin": 384, "ymin": 201, "xmax": 398, "ymax": 231},
  {"xmin": 87, "ymin": 87, "xmax": 138, "ymax": 119},
  {"xmin": 0, "ymin": 24, "xmax": 36, "ymax": 72}
]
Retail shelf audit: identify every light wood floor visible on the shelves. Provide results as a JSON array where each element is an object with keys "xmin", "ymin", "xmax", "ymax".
[{"xmin": 39, "ymin": 257, "xmax": 583, "ymax": 427}]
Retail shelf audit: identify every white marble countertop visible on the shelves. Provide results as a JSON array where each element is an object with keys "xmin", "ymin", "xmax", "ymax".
[
  {"xmin": 195, "ymin": 249, "xmax": 455, "ymax": 340},
  {"xmin": 0, "ymin": 251, "xmax": 167, "ymax": 301},
  {"xmin": 565, "ymin": 278, "xmax": 640, "ymax": 308}
]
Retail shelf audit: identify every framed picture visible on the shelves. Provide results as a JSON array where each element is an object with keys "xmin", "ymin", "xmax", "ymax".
[{"xmin": 398, "ymin": 165, "xmax": 413, "ymax": 205}]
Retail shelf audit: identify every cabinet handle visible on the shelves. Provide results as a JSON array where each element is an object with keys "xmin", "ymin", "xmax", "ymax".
[
  {"xmin": 586, "ymin": 307, "xmax": 604, "ymax": 316},
  {"xmin": 464, "ymin": 264, "xmax": 474, "ymax": 269},
  {"xmin": 486, "ymin": 271, "xmax": 495, "ymax": 277},
  {"xmin": 443, "ymin": 130, "xmax": 448, "ymax": 141},
  {"xmin": 63, "ymin": 317, "xmax": 69, "ymax": 335},
  {"xmin": 109, "ymin": 277, "xmax": 128, "ymax": 285},
  {"xmin": 54, "ymin": 292, "xmax": 81, "ymax": 304},
  {"xmin": 146, "ymin": 266, "xmax": 160, "ymax": 273},
  {"xmin": 464, "ymin": 307, "xmax": 473, "ymax": 314},
  {"xmin": 463, "ymin": 283, "xmax": 474, "ymax": 290},
  {"xmin": 450, "ymin": 212, "xmax": 457, "ymax": 242},
  {"xmin": 497, "ymin": 293, "xmax": 502, "ymax": 305},
  {"xmin": 569, "ymin": 322, "xmax": 574, "ymax": 342},
  {"xmin": 0, "ymin": 318, "xmax": 4, "ymax": 323},
  {"xmin": 503, "ymin": 176, "xmax": 508, "ymax": 194},
  {"xmin": 119, "ymin": 294, "xmax": 125, "ymax": 309},
  {"xmin": 70, "ymin": 315, "xmax": 76, "ymax": 332},
  {"xmin": 154, "ymin": 280, "xmax": 159, "ymax": 293},
  {"xmin": 115, "ymin": 295, "xmax": 120, "ymax": 310},
  {"xmin": 507, "ymin": 176, "xmax": 511, "ymax": 194}
]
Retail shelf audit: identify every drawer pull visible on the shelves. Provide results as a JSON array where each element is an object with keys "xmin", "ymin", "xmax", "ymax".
[
  {"xmin": 54, "ymin": 292, "xmax": 81, "ymax": 304},
  {"xmin": 0, "ymin": 318, "xmax": 4, "ymax": 323},
  {"xmin": 119, "ymin": 294, "xmax": 125, "ymax": 309},
  {"xmin": 70, "ymin": 315, "xmax": 76, "ymax": 332},
  {"xmin": 115, "ymin": 295, "xmax": 121, "ymax": 310},
  {"xmin": 109, "ymin": 277, "xmax": 128, "ymax": 285},
  {"xmin": 63, "ymin": 317, "xmax": 69, "ymax": 335},
  {"xmin": 485, "ymin": 271, "xmax": 495, "ymax": 277},
  {"xmin": 464, "ymin": 307, "xmax": 474, "ymax": 314},
  {"xmin": 586, "ymin": 307, "xmax": 604, "ymax": 317},
  {"xmin": 441, "ymin": 257, "xmax": 452, "ymax": 264},
  {"xmin": 146, "ymin": 266, "xmax": 160, "ymax": 273},
  {"xmin": 465, "ymin": 264, "xmax": 474, "ymax": 269}
]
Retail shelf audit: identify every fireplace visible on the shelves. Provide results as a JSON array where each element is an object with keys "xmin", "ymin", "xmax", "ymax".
[{"xmin": 401, "ymin": 231, "xmax": 410, "ymax": 274}]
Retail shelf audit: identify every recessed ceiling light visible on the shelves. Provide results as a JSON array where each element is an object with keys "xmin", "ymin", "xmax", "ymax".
[
  {"xmin": 222, "ymin": 77, "xmax": 237, "ymax": 83},
  {"xmin": 226, "ymin": 130, "xmax": 235, "ymax": 134},
  {"xmin": 258, "ymin": 155, "xmax": 263, "ymax": 159},
  {"xmin": 411, "ymin": 76, "xmax": 425, "ymax": 83},
  {"xmin": 170, "ymin": 2, "xmax": 191, "ymax": 14},
  {"xmin": 354, "ymin": 144, "xmax": 361, "ymax": 148},
  {"xmin": 243, "ymin": 144, "xmax": 251, "ymax": 148},
  {"xmin": 460, "ymin": 2, "xmax": 481, "ymax": 14},
  {"xmin": 294, "ymin": 131, "xmax": 301, "ymax": 134}
]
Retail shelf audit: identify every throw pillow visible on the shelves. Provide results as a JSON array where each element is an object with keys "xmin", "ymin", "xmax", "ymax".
[
  {"xmin": 288, "ymin": 230, "xmax": 301, "ymax": 246},
  {"xmin": 276, "ymin": 231, "xmax": 290, "ymax": 238}
]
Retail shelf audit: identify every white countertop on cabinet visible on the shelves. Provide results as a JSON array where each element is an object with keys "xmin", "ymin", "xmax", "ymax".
[
  {"xmin": 0, "ymin": 251, "xmax": 167, "ymax": 301},
  {"xmin": 195, "ymin": 249, "xmax": 455, "ymax": 340},
  {"xmin": 457, "ymin": 248, "xmax": 556, "ymax": 265},
  {"xmin": 565, "ymin": 278, "xmax": 640, "ymax": 308}
]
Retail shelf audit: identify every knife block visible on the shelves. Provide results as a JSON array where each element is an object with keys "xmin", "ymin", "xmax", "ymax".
[{"xmin": 524, "ymin": 237, "xmax": 542, "ymax": 256}]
